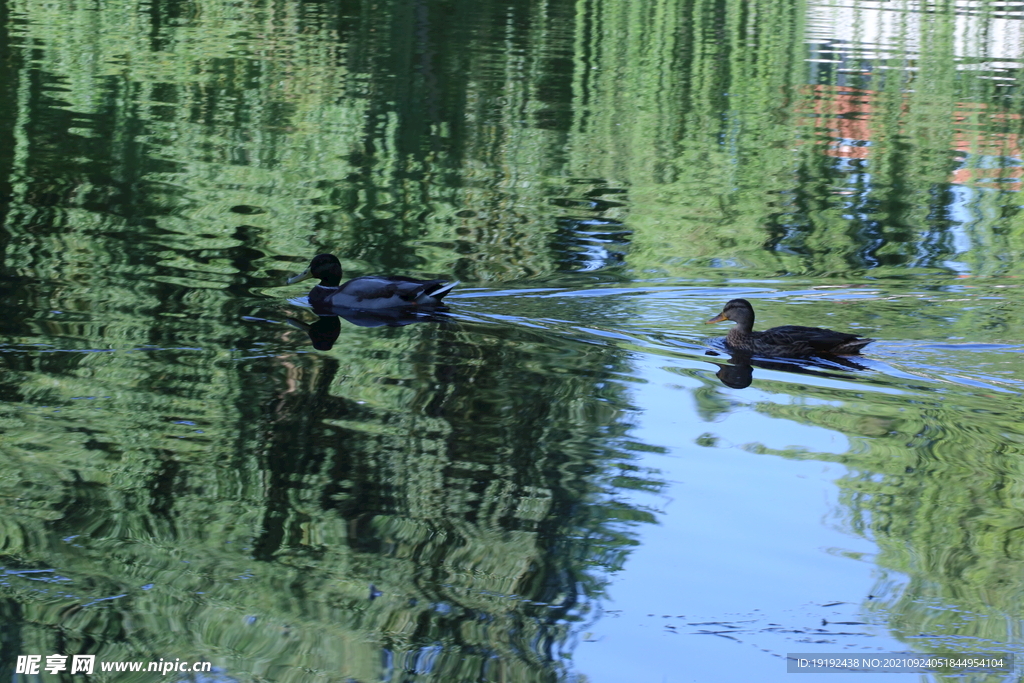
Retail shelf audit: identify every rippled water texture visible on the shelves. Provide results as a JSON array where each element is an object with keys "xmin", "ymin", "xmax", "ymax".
[{"xmin": 1, "ymin": 0, "xmax": 1023, "ymax": 681}]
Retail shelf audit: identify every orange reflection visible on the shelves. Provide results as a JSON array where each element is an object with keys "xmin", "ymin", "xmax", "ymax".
[{"xmin": 801, "ymin": 84, "xmax": 1022, "ymax": 187}]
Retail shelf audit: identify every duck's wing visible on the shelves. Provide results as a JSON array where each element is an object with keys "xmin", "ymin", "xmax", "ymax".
[
  {"xmin": 761, "ymin": 325, "xmax": 872, "ymax": 354},
  {"xmin": 332, "ymin": 276, "xmax": 456, "ymax": 309}
]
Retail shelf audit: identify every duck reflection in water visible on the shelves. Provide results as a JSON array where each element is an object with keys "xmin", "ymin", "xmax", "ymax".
[
  {"xmin": 287, "ymin": 306, "xmax": 450, "ymax": 350},
  {"xmin": 707, "ymin": 350, "xmax": 868, "ymax": 389}
]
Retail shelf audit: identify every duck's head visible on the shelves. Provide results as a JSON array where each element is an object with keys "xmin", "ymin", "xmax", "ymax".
[
  {"xmin": 288, "ymin": 254, "xmax": 343, "ymax": 287},
  {"xmin": 706, "ymin": 299, "xmax": 755, "ymax": 328}
]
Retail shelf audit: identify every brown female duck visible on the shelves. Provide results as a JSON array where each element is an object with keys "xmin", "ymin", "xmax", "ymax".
[{"xmin": 706, "ymin": 299, "xmax": 872, "ymax": 356}]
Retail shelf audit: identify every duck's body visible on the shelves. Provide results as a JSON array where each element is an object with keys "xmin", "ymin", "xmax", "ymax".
[
  {"xmin": 288, "ymin": 254, "xmax": 457, "ymax": 310},
  {"xmin": 707, "ymin": 299, "xmax": 872, "ymax": 357},
  {"xmin": 307, "ymin": 275, "xmax": 457, "ymax": 310}
]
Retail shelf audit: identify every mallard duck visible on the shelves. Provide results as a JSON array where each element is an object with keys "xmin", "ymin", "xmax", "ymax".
[
  {"xmin": 287, "ymin": 254, "xmax": 458, "ymax": 311},
  {"xmin": 706, "ymin": 299, "xmax": 873, "ymax": 356}
]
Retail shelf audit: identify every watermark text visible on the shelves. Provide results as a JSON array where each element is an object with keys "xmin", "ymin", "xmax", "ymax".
[{"xmin": 17, "ymin": 654, "xmax": 212, "ymax": 676}]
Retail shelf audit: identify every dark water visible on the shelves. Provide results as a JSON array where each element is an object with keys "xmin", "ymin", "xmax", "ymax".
[{"xmin": 1, "ymin": 1, "xmax": 1023, "ymax": 681}]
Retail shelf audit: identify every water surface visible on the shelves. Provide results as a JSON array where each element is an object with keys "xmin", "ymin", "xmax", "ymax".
[{"xmin": 1, "ymin": 0, "xmax": 1023, "ymax": 681}]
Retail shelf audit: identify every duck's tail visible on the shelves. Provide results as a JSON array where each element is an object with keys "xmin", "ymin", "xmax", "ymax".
[
  {"xmin": 419, "ymin": 280, "xmax": 459, "ymax": 303},
  {"xmin": 834, "ymin": 337, "xmax": 874, "ymax": 354}
]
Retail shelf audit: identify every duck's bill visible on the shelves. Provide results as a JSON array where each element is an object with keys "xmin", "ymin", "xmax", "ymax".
[
  {"xmin": 287, "ymin": 268, "xmax": 312, "ymax": 285},
  {"xmin": 706, "ymin": 313, "xmax": 727, "ymax": 324}
]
